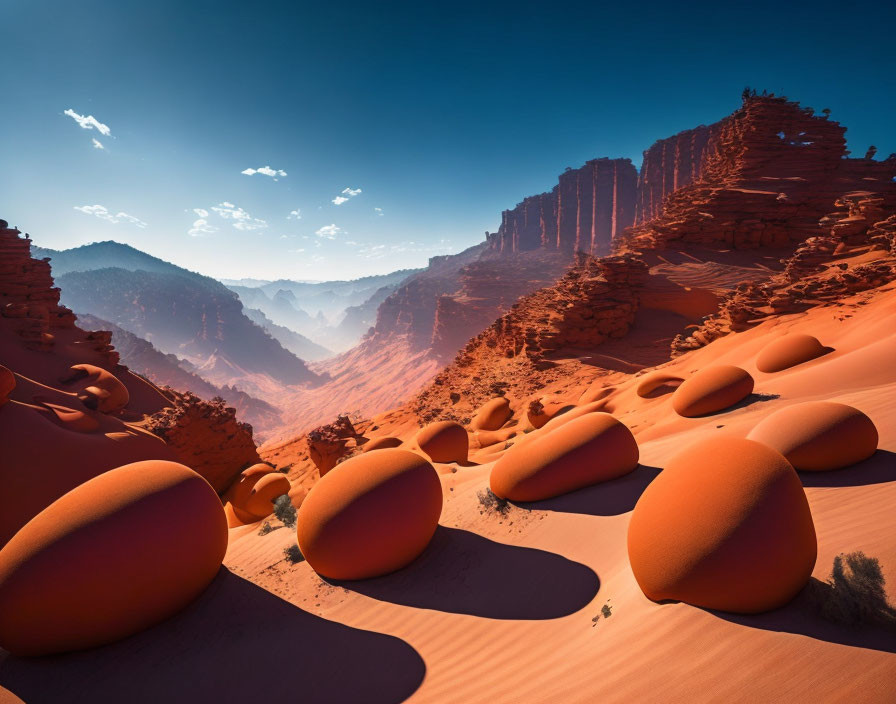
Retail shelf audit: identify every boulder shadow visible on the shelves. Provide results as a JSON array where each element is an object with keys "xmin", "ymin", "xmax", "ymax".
[
  {"xmin": 701, "ymin": 392, "xmax": 781, "ymax": 416},
  {"xmin": 799, "ymin": 450, "xmax": 896, "ymax": 488},
  {"xmin": 334, "ymin": 526, "xmax": 599, "ymax": 620},
  {"xmin": 517, "ymin": 464, "xmax": 662, "ymax": 517},
  {"xmin": 0, "ymin": 568, "xmax": 425, "ymax": 704},
  {"xmin": 706, "ymin": 577, "xmax": 896, "ymax": 655}
]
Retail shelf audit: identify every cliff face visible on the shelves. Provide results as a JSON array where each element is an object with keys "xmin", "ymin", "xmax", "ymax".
[
  {"xmin": 487, "ymin": 157, "xmax": 638, "ymax": 256},
  {"xmin": 635, "ymin": 123, "xmax": 722, "ymax": 225},
  {"xmin": 622, "ymin": 95, "xmax": 896, "ymax": 252}
]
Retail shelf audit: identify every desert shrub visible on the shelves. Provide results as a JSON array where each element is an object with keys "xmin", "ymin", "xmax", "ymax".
[
  {"xmin": 258, "ymin": 521, "xmax": 274, "ymax": 536},
  {"xmin": 477, "ymin": 488, "xmax": 510, "ymax": 516},
  {"xmin": 807, "ymin": 551, "xmax": 896, "ymax": 627},
  {"xmin": 273, "ymin": 494, "xmax": 297, "ymax": 528},
  {"xmin": 284, "ymin": 544, "xmax": 304, "ymax": 564}
]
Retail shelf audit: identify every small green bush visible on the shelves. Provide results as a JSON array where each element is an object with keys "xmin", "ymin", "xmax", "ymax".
[
  {"xmin": 477, "ymin": 488, "xmax": 510, "ymax": 516},
  {"xmin": 284, "ymin": 544, "xmax": 304, "ymax": 564},
  {"xmin": 273, "ymin": 494, "xmax": 297, "ymax": 528}
]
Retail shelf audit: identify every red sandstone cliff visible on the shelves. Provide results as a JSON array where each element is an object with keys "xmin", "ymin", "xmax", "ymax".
[{"xmin": 487, "ymin": 157, "xmax": 638, "ymax": 256}]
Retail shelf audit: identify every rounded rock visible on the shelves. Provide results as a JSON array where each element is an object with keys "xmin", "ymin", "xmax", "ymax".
[
  {"xmin": 490, "ymin": 413, "xmax": 639, "ymax": 502},
  {"xmin": 671, "ymin": 365, "xmax": 754, "ymax": 417},
  {"xmin": 362, "ymin": 436, "xmax": 403, "ymax": 452},
  {"xmin": 244, "ymin": 472, "xmax": 292, "ymax": 517},
  {"xmin": 0, "ymin": 460, "xmax": 227, "ymax": 656},
  {"xmin": 756, "ymin": 333, "xmax": 828, "ymax": 373},
  {"xmin": 470, "ymin": 397, "xmax": 512, "ymax": 431},
  {"xmin": 628, "ymin": 437, "xmax": 816, "ymax": 613},
  {"xmin": 415, "ymin": 421, "xmax": 468, "ymax": 463},
  {"xmin": 747, "ymin": 401, "xmax": 878, "ymax": 471},
  {"xmin": 296, "ymin": 449, "xmax": 442, "ymax": 580}
]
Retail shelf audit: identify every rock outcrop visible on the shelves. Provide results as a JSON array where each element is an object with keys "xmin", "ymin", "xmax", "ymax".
[
  {"xmin": 622, "ymin": 95, "xmax": 896, "ymax": 252},
  {"xmin": 145, "ymin": 390, "xmax": 260, "ymax": 493}
]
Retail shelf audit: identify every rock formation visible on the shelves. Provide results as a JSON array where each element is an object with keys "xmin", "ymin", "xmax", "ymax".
[
  {"xmin": 487, "ymin": 158, "xmax": 638, "ymax": 256},
  {"xmin": 145, "ymin": 390, "xmax": 261, "ymax": 493}
]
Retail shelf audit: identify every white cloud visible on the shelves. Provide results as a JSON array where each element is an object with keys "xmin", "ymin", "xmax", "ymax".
[
  {"xmin": 288, "ymin": 208, "xmax": 302, "ymax": 220},
  {"xmin": 357, "ymin": 238, "xmax": 452, "ymax": 259},
  {"xmin": 188, "ymin": 218, "xmax": 217, "ymax": 237},
  {"xmin": 332, "ymin": 186, "xmax": 362, "ymax": 205},
  {"xmin": 74, "ymin": 204, "xmax": 147, "ymax": 228},
  {"xmin": 193, "ymin": 208, "xmax": 209, "ymax": 217},
  {"xmin": 92, "ymin": 138, "xmax": 105, "ymax": 150},
  {"xmin": 288, "ymin": 247, "xmax": 306, "ymax": 253},
  {"xmin": 64, "ymin": 109, "xmax": 111, "ymax": 136},
  {"xmin": 210, "ymin": 202, "xmax": 267, "ymax": 231},
  {"xmin": 241, "ymin": 165, "xmax": 287, "ymax": 180},
  {"xmin": 315, "ymin": 224, "xmax": 341, "ymax": 238},
  {"xmin": 374, "ymin": 207, "xmax": 383, "ymax": 216}
]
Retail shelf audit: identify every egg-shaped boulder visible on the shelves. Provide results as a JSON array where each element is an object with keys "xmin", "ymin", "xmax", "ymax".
[
  {"xmin": 226, "ymin": 463, "xmax": 277, "ymax": 507},
  {"xmin": 0, "ymin": 365, "xmax": 14, "ymax": 405},
  {"xmin": 474, "ymin": 427, "xmax": 517, "ymax": 448},
  {"xmin": 470, "ymin": 397, "xmax": 512, "ymax": 431},
  {"xmin": 244, "ymin": 472, "xmax": 292, "ymax": 517},
  {"xmin": 415, "ymin": 421, "xmax": 468, "ymax": 463},
  {"xmin": 671, "ymin": 365, "xmax": 754, "ymax": 417},
  {"xmin": 636, "ymin": 371, "xmax": 684, "ymax": 398},
  {"xmin": 296, "ymin": 449, "xmax": 442, "ymax": 580},
  {"xmin": 628, "ymin": 437, "xmax": 816, "ymax": 613},
  {"xmin": 63, "ymin": 364, "xmax": 130, "ymax": 413},
  {"xmin": 539, "ymin": 400, "xmax": 608, "ymax": 435},
  {"xmin": 0, "ymin": 460, "xmax": 227, "ymax": 656},
  {"xmin": 362, "ymin": 436, "xmax": 403, "ymax": 452},
  {"xmin": 755, "ymin": 334, "xmax": 829, "ymax": 373},
  {"xmin": 490, "ymin": 413, "xmax": 639, "ymax": 502},
  {"xmin": 527, "ymin": 399, "xmax": 574, "ymax": 429},
  {"xmin": 747, "ymin": 401, "xmax": 878, "ymax": 471}
]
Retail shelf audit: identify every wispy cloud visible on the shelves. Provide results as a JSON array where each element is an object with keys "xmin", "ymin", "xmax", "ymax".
[
  {"xmin": 64, "ymin": 109, "xmax": 111, "ymax": 136},
  {"xmin": 193, "ymin": 208, "xmax": 209, "ymax": 217},
  {"xmin": 288, "ymin": 208, "xmax": 302, "ymax": 220},
  {"xmin": 241, "ymin": 165, "xmax": 287, "ymax": 180},
  {"xmin": 210, "ymin": 202, "xmax": 267, "ymax": 230},
  {"xmin": 92, "ymin": 138, "xmax": 105, "ymax": 150},
  {"xmin": 188, "ymin": 218, "xmax": 217, "ymax": 237},
  {"xmin": 74, "ymin": 204, "xmax": 147, "ymax": 228},
  {"xmin": 315, "ymin": 224, "xmax": 342, "ymax": 238},
  {"xmin": 332, "ymin": 186, "xmax": 362, "ymax": 205},
  {"xmin": 357, "ymin": 239, "xmax": 452, "ymax": 259},
  {"xmin": 374, "ymin": 207, "xmax": 383, "ymax": 216}
]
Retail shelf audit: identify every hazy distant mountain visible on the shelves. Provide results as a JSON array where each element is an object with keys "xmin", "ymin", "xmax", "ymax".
[
  {"xmin": 226, "ymin": 268, "xmax": 420, "ymax": 352},
  {"xmin": 242, "ymin": 307, "xmax": 332, "ymax": 361},
  {"xmin": 75, "ymin": 312, "xmax": 282, "ymax": 436},
  {"xmin": 38, "ymin": 241, "xmax": 319, "ymax": 389}
]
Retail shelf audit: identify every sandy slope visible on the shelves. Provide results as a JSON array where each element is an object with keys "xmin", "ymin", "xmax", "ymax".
[{"xmin": 2, "ymin": 290, "xmax": 893, "ymax": 703}]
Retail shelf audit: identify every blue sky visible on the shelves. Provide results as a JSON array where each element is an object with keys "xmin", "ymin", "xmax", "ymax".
[{"xmin": 2, "ymin": 1, "xmax": 895, "ymax": 281}]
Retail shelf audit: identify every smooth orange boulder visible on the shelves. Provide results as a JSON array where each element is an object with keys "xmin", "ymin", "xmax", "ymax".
[
  {"xmin": 227, "ymin": 463, "xmax": 278, "ymax": 507},
  {"xmin": 628, "ymin": 437, "xmax": 816, "ymax": 613},
  {"xmin": 755, "ymin": 333, "xmax": 828, "ymax": 373},
  {"xmin": 539, "ymin": 400, "xmax": 608, "ymax": 434},
  {"xmin": 0, "ymin": 366, "xmax": 14, "ymax": 405},
  {"xmin": 62, "ymin": 364, "xmax": 130, "ymax": 413},
  {"xmin": 471, "ymin": 397, "xmax": 512, "ymax": 431},
  {"xmin": 415, "ymin": 421, "xmax": 468, "ymax": 463},
  {"xmin": 362, "ymin": 436, "xmax": 403, "ymax": 452},
  {"xmin": 296, "ymin": 449, "xmax": 442, "ymax": 580},
  {"xmin": 747, "ymin": 402, "xmax": 878, "ymax": 471},
  {"xmin": 527, "ymin": 399, "xmax": 574, "ymax": 429},
  {"xmin": 475, "ymin": 427, "xmax": 517, "ymax": 448},
  {"xmin": 671, "ymin": 365, "xmax": 754, "ymax": 417},
  {"xmin": 0, "ymin": 460, "xmax": 227, "ymax": 656},
  {"xmin": 244, "ymin": 472, "xmax": 291, "ymax": 517},
  {"xmin": 636, "ymin": 371, "xmax": 684, "ymax": 398},
  {"xmin": 578, "ymin": 383, "xmax": 615, "ymax": 405},
  {"xmin": 490, "ymin": 413, "xmax": 639, "ymax": 502}
]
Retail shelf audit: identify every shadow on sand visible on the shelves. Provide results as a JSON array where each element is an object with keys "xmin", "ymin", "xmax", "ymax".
[
  {"xmin": 517, "ymin": 464, "xmax": 662, "ymax": 517},
  {"xmin": 0, "ymin": 569, "xmax": 425, "ymax": 704},
  {"xmin": 335, "ymin": 525, "xmax": 599, "ymax": 620},
  {"xmin": 707, "ymin": 577, "xmax": 896, "ymax": 655},
  {"xmin": 799, "ymin": 450, "xmax": 896, "ymax": 488}
]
